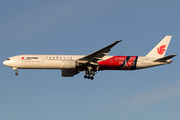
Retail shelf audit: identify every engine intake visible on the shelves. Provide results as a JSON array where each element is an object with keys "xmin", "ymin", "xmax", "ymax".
[{"xmin": 63, "ymin": 60, "xmax": 78, "ymax": 69}]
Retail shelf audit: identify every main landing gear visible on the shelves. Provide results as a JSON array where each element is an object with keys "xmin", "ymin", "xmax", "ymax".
[
  {"xmin": 84, "ymin": 71, "xmax": 95, "ymax": 80},
  {"xmin": 84, "ymin": 65, "xmax": 99, "ymax": 80}
]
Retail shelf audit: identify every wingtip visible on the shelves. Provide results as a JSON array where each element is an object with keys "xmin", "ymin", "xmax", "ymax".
[{"xmin": 116, "ymin": 40, "xmax": 123, "ymax": 42}]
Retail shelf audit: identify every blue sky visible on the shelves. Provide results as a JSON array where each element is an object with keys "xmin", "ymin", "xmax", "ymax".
[{"xmin": 0, "ymin": 0, "xmax": 180, "ymax": 120}]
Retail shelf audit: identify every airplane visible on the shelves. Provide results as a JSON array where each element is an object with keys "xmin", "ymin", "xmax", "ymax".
[{"xmin": 3, "ymin": 35, "xmax": 176, "ymax": 80}]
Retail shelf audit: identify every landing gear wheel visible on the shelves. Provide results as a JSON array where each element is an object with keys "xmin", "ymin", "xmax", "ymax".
[
  {"xmin": 85, "ymin": 71, "xmax": 89, "ymax": 74},
  {"xmin": 91, "ymin": 76, "xmax": 94, "ymax": 80},
  {"xmin": 87, "ymin": 75, "xmax": 91, "ymax": 79},
  {"xmin": 92, "ymin": 72, "xmax": 95, "ymax": 76},
  {"xmin": 84, "ymin": 75, "xmax": 87, "ymax": 79},
  {"xmin": 15, "ymin": 72, "xmax": 18, "ymax": 76}
]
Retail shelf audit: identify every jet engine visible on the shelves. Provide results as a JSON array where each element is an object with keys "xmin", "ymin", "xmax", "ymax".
[
  {"xmin": 61, "ymin": 69, "xmax": 79, "ymax": 77},
  {"xmin": 63, "ymin": 60, "xmax": 79, "ymax": 69}
]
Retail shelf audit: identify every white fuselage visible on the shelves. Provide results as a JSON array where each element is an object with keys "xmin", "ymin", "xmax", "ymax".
[{"xmin": 3, "ymin": 55, "xmax": 171, "ymax": 70}]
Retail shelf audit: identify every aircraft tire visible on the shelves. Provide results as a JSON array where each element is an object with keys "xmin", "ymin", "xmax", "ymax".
[
  {"xmin": 15, "ymin": 72, "xmax": 18, "ymax": 76},
  {"xmin": 85, "ymin": 71, "xmax": 89, "ymax": 74},
  {"xmin": 92, "ymin": 72, "xmax": 95, "ymax": 76}
]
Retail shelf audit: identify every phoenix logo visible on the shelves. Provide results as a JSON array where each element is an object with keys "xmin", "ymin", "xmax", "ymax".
[{"xmin": 157, "ymin": 45, "xmax": 166, "ymax": 55}]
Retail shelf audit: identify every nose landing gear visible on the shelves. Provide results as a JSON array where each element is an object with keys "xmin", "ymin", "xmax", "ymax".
[
  {"xmin": 13, "ymin": 67, "xmax": 18, "ymax": 76},
  {"xmin": 15, "ymin": 72, "xmax": 18, "ymax": 75}
]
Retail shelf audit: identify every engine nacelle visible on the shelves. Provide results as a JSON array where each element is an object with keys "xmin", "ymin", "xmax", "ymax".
[
  {"xmin": 61, "ymin": 69, "xmax": 79, "ymax": 77},
  {"xmin": 63, "ymin": 60, "xmax": 78, "ymax": 69}
]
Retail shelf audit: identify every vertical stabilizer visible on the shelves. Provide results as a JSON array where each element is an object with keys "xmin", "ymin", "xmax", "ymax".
[{"xmin": 146, "ymin": 36, "xmax": 172, "ymax": 58}]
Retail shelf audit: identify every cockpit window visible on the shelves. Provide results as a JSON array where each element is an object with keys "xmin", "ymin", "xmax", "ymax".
[{"xmin": 6, "ymin": 58, "xmax": 10, "ymax": 60}]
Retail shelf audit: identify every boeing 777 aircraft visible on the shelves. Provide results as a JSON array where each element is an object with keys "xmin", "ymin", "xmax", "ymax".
[{"xmin": 3, "ymin": 36, "xmax": 176, "ymax": 80}]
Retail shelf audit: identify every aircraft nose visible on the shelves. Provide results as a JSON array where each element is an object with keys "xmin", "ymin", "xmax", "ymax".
[{"xmin": 3, "ymin": 60, "xmax": 8, "ymax": 66}]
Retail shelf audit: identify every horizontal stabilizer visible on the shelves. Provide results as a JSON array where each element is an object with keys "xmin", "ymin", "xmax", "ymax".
[{"xmin": 154, "ymin": 54, "xmax": 176, "ymax": 62}]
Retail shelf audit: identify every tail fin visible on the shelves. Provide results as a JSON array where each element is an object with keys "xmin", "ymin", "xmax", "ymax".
[{"xmin": 146, "ymin": 35, "xmax": 172, "ymax": 58}]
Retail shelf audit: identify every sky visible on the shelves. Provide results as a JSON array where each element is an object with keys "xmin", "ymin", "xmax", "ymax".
[{"xmin": 0, "ymin": 0, "xmax": 180, "ymax": 120}]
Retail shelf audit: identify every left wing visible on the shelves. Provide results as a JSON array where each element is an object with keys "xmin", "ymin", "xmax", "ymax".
[{"xmin": 77, "ymin": 40, "xmax": 122, "ymax": 65}]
